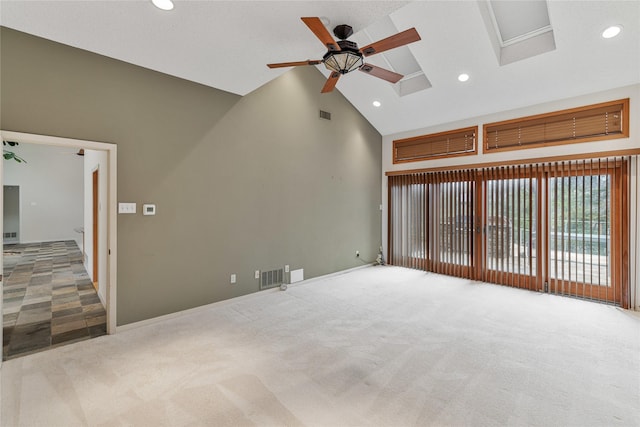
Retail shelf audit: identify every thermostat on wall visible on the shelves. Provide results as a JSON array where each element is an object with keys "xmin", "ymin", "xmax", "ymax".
[{"xmin": 143, "ymin": 204, "xmax": 156, "ymax": 216}]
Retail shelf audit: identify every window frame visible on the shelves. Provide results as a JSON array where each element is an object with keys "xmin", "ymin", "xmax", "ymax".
[
  {"xmin": 483, "ymin": 99, "xmax": 630, "ymax": 153},
  {"xmin": 393, "ymin": 126, "xmax": 478, "ymax": 164}
]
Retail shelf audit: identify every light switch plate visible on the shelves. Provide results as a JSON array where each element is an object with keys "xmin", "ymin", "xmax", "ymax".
[{"xmin": 118, "ymin": 203, "xmax": 136, "ymax": 214}]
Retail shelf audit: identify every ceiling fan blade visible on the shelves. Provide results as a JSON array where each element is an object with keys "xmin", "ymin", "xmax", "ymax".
[
  {"xmin": 267, "ymin": 60, "xmax": 322, "ymax": 69},
  {"xmin": 321, "ymin": 72, "xmax": 341, "ymax": 93},
  {"xmin": 301, "ymin": 17, "xmax": 341, "ymax": 52},
  {"xmin": 359, "ymin": 64, "xmax": 403, "ymax": 83},
  {"xmin": 360, "ymin": 28, "xmax": 421, "ymax": 57}
]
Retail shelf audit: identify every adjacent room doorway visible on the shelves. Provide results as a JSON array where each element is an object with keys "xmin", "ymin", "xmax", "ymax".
[{"xmin": 0, "ymin": 130, "xmax": 118, "ymax": 364}]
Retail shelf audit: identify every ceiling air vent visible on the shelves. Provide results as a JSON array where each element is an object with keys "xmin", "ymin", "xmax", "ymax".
[{"xmin": 319, "ymin": 110, "xmax": 331, "ymax": 120}]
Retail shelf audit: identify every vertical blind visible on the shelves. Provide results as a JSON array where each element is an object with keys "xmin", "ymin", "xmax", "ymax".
[
  {"xmin": 388, "ymin": 171, "xmax": 475, "ymax": 279},
  {"xmin": 482, "ymin": 165, "xmax": 540, "ymax": 291},
  {"xmin": 546, "ymin": 158, "xmax": 626, "ymax": 303},
  {"xmin": 388, "ymin": 174, "xmax": 427, "ymax": 270},
  {"xmin": 388, "ymin": 156, "xmax": 630, "ymax": 307}
]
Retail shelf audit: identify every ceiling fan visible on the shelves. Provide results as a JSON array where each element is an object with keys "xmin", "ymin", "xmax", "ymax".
[{"xmin": 267, "ymin": 17, "xmax": 421, "ymax": 93}]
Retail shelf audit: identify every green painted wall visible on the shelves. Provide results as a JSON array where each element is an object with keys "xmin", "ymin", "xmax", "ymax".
[{"xmin": 0, "ymin": 27, "xmax": 382, "ymax": 325}]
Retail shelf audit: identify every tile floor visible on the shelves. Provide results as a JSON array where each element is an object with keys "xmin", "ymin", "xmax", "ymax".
[{"xmin": 2, "ymin": 240, "xmax": 106, "ymax": 360}]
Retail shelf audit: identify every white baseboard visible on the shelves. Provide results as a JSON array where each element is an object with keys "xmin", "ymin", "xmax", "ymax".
[
  {"xmin": 116, "ymin": 263, "xmax": 374, "ymax": 333},
  {"xmin": 286, "ymin": 264, "xmax": 372, "ymax": 287},
  {"xmin": 10, "ymin": 238, "xmax": 81, "ymax": 245}
]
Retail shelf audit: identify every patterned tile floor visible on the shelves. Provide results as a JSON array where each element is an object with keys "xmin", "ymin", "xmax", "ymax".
[{"xmin": 3, "ymin": 240, "xmax": 106, "ymax": 360}]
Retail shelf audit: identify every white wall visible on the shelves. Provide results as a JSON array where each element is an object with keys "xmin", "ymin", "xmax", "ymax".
[
  {"xmin": 381, "ymin": 83, "xmax": 640, "ymax": 309},
  {"xmin": 3, "ymin": 143, "xmax": 84, "ymax": 247},
  {"xmin": 83, "ymin": 149, "xmax": 108, "ymax": 305}
]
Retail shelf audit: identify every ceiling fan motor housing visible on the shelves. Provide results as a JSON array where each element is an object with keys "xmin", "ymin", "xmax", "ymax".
[
  {"xmin": 333, "ymin": 24, "xmax": 354, "ymax": 40},
  {"xmin": 337, "ymin": 39, "xmax": 359, "ymax": 52}
]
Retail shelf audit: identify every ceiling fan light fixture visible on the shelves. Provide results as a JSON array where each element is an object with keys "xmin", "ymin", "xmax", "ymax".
[
  {"xmin": 151, "ymin": 0, "xmax": 174, "ymax": 11},
  {"xmin": 458, "ymin": 73, "xmax": 470, "ymax": 82},
  {"xmin": 323, "ymin": 51, "xmax": 364, "ymax": 74}
]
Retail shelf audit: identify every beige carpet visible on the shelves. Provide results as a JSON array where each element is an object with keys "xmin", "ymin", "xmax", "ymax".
[{"xmin": 2, "ymin": 266, "xmax": 639, "ymax": 426}]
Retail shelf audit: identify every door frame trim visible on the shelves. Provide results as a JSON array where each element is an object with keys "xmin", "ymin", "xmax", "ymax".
[
  {"xmin": 92, "ymin": 167, "xmax": 99, "ymax": 289},
  {"xmin": 0, "ymin": 130, "xmax": 118, "ymax": 354}
]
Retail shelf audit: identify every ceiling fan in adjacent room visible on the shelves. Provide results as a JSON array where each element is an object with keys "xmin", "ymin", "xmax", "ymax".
[{"xmin": 267, "ymin": 17, "xmax": 421, "ymax": 93}]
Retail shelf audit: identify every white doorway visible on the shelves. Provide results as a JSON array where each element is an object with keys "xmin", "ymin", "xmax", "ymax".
[
  {"xmin": 92, "ymin": 168, "xmax": 99, "ymax": 291},
  {"xmin": 0, "ymin": 130, "xmax": 117, "ymax": 365}
]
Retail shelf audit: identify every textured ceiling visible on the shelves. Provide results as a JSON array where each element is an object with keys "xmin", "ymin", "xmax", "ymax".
[{"xmin": 1, "ymin": 0, "xmax": 639, "ymax": 136}]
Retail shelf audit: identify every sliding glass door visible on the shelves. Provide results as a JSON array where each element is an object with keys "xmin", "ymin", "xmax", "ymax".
[
  {"xmin": 482, "ymin": 167, "xmax": 540, "ymax": 291},
  {"xmin": 428, "ymin": 172, "xmax": 475, "ymax": 277},
  {"xmin": 387, "ymin": 157, "xmax": 630, "ymax": 307},
  {"xmin": 547, "ymin": 160, "xmax": 626, "ymax": 304}
]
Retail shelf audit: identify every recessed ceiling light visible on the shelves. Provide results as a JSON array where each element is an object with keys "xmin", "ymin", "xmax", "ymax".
[
  {"xmin": 458, "ymin": 73, "xmax": 470, "ymax": 82},
  {"xmin": 372, "ymin": 100, "xmax": 382, "ymax": 107},
  {"xmin": 152, "ymin": 0, "xmax": 174, "ymax": 11},
  {"xmin": 602, "ymin": 25, "xmax": 622, "ymax": 39}
]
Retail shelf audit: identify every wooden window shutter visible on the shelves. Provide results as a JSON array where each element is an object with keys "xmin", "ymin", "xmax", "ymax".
[
  {"xmin": 484, "ymin": 99, "xmax": 629, "ymax": 153},
  {"xmin": 393, "ymin": 126, "xmax": 478, "ymax": 163}
]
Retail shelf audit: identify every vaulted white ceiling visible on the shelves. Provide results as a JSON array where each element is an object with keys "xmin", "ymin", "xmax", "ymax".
[{"xmin": 1, "ymin": 0, "xmax": 638, "ymax": 136}]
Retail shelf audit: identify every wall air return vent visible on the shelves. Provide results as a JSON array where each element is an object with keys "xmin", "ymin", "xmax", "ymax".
[
  {"xmin": 319, "ymin": 110, "xmax": 332, "ymax": 120},
  {"xmin": 260, "ymin": 268, "xmax": 284, "ymax": 290}
]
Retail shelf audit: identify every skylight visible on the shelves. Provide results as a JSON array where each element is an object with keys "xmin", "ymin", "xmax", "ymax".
[{"xmin": 479, "ymin": 0, "xmax": 556, "ymax": 66}]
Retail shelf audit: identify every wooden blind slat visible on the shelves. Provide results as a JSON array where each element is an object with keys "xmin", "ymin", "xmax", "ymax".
[
  {"xmin": 484, "ymin": 99, "xmax": 628, "ymax": 152},
  {"xmin": 544, "ymin": 119, "xmax": 574, "ymax": 141},
  {"xmin": 520, "ymin": 123, "xmax": 546, "ymax": 145},
  {"xmin": 394, "ymin": 126, "xmax": 477, "ymax": 163}
]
